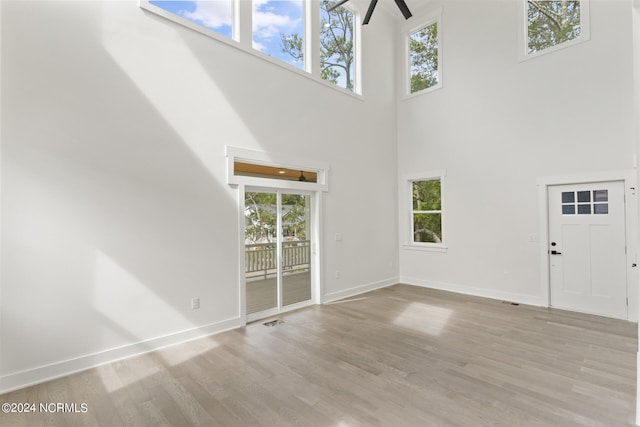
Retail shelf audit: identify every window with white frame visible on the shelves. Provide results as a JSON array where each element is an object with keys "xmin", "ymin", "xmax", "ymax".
[
  {"xmin": 253, "ymin": 0, "xmax": 305, "ymax": 70},
  {"xmin": 407, "ymin": 15, "xmax": 441, "ymax": 95},
  {"xmin": 521, "ymin": 0, "xmax": 590, "ymax": 59},
  {"xmin": 319, "ymin": 0, "xmax": 356, "ymax": 91},
  {"xmin": 141, "ymin": 0, "xmax": 361, "ymax": 95},
  {"xmin": 148, "ymin": 0, "xmax": 234, "ymax": 39},
  {"xmin": 409, "ymin": 176, "xmax": 445, "ymax": 246}
]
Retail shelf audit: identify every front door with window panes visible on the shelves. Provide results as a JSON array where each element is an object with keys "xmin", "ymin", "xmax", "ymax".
[{"xmin": 548, "ymin": 181, "xmax": 627, "ymax": 319}]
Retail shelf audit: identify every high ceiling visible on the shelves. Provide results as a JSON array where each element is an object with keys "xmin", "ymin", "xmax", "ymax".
[{"xmin": 350, "ymin": 0, "xmax": 434, "ymax": 21}]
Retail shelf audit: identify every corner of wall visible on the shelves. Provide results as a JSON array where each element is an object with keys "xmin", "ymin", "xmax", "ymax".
[{"xmin": 633, "ymin": 2, "xmax": 640, "ymax": 425}]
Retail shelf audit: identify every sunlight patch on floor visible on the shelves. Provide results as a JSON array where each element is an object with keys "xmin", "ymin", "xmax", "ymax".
[
  {"xmin": 96, "ymin": 359, "xmax": 162, "ymax": 393},
  {"xmin": 157, "ymin": 337, "xmax": 220, "ymax": 367},
  {"xmin": 393, "ymin": 302, "xmax": 453, "ymax": 336}
]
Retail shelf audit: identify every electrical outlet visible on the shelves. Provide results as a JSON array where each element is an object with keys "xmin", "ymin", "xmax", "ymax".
[{"xmin": 191, "ymin": 297, "xmax": 200, "ymax": 310}]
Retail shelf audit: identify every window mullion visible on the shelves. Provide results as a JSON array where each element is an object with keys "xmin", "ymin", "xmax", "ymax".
[
  {"xmin": 238, "ymin": 0, "xmax": 253, "ymax": 48},
  {"xmin": 308, "ymin": 0, "xmax": 321, "ymax": 75}
]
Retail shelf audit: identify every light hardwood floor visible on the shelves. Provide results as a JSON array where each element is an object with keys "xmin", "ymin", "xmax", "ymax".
[{"xmin": 1, "ymin": 284, "xmax": 637, "ymax": 426}]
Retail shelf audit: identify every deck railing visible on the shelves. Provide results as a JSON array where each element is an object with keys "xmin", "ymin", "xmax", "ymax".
[{"xmin": 245, "ymin": 240, "xmax": 311, "ymax": 279}]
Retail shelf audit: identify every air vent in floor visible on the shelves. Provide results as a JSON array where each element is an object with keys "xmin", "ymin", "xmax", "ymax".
[{"xmin": 263, "ymin": 319, "xmax": 284, "ymax": 327}]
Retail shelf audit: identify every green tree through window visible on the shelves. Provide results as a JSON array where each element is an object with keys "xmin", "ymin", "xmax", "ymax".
[
  {"xmin": 412, "ymin": 179, "xmax": 442, "ymax": 244},
  {"xmin": 281, "ymin": 0, "xmax": 355, "ymax": 91},
  {"xmin": 527, "ymin": 1, "xmax": 581, "ymax": 54},
  {"xmin": 245, "ymin": 192, "xmax": 277, "ymax": 243},
  {"xmin": 409, "ymin": 21, "xmax": 438, "ymax": 94},
  {"xmin": 245, "ymin": 193, "xmax": 308, "ymax": 244}
]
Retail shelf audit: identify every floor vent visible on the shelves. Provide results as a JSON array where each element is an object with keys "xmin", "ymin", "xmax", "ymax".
[{"xmin": 263, "ymin": 319, "xmax": 284, "ymax": 327}]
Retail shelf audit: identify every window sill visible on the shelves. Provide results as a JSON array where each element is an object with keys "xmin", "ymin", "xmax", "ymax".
[
  {"xmin": 518, "ymin": 35, "xmax": 590, "ymax": 63},
  {"xmin": 401, "ymin": 83, "xmax": 442, "ymax": 101},
  {"xmin": 403, "ymin": 244, "xmax": 448, "ymax": 253}
]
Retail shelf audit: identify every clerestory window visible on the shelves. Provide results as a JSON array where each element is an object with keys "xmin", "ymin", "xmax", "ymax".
[
  {"xmin": 520, "ymin": 0, "xmax": 590, "ymax": 60},
  {"xmin": 253, "ymin": 0, "xmax": 305, "ymax": 70},
  {"xmin": 148, "ymin": 0, "xmax": 233, "ymax": 39},
  {"xmin": 405, "ymin": 10, "xmax": 442, "ymax": 97},
  {"xmin": 319, "ymin": 0, "xmax": 356, "ymax": 91},
  {"xmin": 141, "ymin": 0, "xmax": 361, "ymax": 95}
]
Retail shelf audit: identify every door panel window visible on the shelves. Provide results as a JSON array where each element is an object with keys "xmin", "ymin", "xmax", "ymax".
[{"xmin": 561, "ymin": 190, "xmax": 608, "ymax": 216}]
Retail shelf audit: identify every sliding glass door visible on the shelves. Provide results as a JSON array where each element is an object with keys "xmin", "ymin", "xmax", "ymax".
[{"xmin": 244, "ymin": 189, "xmax": 312, "ymax": 320}]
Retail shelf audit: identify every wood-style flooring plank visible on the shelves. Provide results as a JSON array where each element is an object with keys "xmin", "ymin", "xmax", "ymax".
[{"xmin": 0, "ymin": 284, "xmax": 637, "ymax": 426}]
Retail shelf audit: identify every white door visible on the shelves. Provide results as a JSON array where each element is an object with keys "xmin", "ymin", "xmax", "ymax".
[{"xmin": 548, "ymin": 181, "xmax": 627, "ymax": 319}]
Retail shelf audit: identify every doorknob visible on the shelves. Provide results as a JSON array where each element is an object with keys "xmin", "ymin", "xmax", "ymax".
[{"xmin": 551, "ymin": 250, "xmax": 562, "ymax": 255}]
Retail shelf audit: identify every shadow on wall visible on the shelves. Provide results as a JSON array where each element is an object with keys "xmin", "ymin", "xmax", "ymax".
[
  {"xmin": 1, "ymin": 0, "xmax": 399, "ymax": 387},
  {"xmin": 169, "ymin": 10, "xmax": 394, "ymax": 159},
  {"xmin": 138, "ymin": 3, "xmax": 401, "ymax": 295},
  {"xmin": 1, "ymin": 0, "xmax": 240, "ymax": 378}
]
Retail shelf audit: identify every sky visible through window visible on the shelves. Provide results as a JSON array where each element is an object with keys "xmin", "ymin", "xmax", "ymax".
[
  {"xmin": 149, "ymin": 1, "xmax": 304, "ymax": 70},
  {"xmin": 150, "ymin": 1, "xmax": 233, "ymax": 39},
  {"xmin": 253, "ymin": 1, "xmax": 304, "ymax": 70},
  {"xmin": 319, "ymin": 1, "xmax": 354, "ymax": 91}
]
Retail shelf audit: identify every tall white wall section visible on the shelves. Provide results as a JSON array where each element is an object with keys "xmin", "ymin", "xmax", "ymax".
[
  {"xmin": 0, "ymin": 0, "xmax": 398, "ymax": 392},
  {"xmin": 398, "ymin": 0, "xmax": 637, "ymax": 308}
]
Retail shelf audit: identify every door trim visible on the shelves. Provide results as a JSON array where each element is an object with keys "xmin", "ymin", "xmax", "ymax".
[
  {"xmin": 537, "ymin": 170, "xmax": 638, "ymax": 321},
  {"xmin": 226, "ymin": 147, "xmax": 328, "ymax": 326}
]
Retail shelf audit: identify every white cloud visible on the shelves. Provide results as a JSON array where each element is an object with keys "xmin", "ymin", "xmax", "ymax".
[
  {"xmin": 252, "ymin": 40, "xmax": 267, "ymax": 51},
  {"xmin": 252, "ymin": 0, "xmax": 302, "ymax": 48},
  {"xmin": 180, "ymin": 1, "xmax": 233, "ymax": 30}
]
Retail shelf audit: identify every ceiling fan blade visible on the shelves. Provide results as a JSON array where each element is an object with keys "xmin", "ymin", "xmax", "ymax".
[
  {"xmin": 393, "ymin": 0, "xmax": 413, "ymax": 20},
  {"xmin": 326, "ymin": 0, "xmax": 351, "ymax": 13},
  {"xmin": 362, "ymin": 0, "xmax": 379, "ymax": 25}
]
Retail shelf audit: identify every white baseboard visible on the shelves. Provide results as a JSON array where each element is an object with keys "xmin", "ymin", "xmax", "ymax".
[
  {"xmin": 636, "ymin": 352, "xmax": 640, "ymax": 426},
  {"xmin": 0, "ymin": 316, "xmax": 242, "ymax": 395},
  {"xmin": 400, "ymin": 276, "xmax": 547, "ymax": 307},
  {"xmin": 322, "ymin": 277, "xmax": 399, "ymax": 304}
]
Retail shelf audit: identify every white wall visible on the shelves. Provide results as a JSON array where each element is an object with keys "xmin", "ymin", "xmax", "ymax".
[
  {"xmin": 398, "ymin": 1, "xmax": 637, "ymax": 304},
  {"xmin": 0, "ymin": 0, "xmax": 398, "ymax": 392}
]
